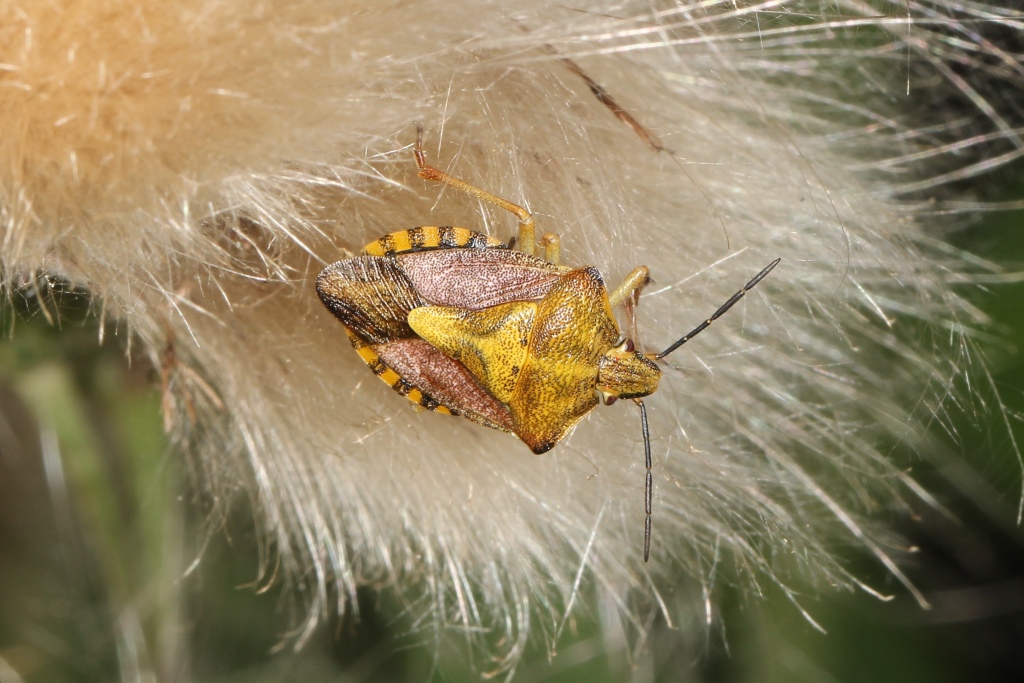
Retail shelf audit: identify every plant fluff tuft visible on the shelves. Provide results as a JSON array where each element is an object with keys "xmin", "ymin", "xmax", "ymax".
[{"xmin": 1, "ymin": 0, "xmax": 1020, "ymax": 671}]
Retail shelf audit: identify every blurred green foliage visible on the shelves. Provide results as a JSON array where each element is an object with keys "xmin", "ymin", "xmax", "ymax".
[{"xmin": 2, "ymin": 194, "xmax": 1024, "ymax": 681}]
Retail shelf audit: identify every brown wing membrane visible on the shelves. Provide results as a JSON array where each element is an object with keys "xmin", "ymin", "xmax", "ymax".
[
  {"xmin": 316, "ymin": 255, "xmax": 426, "ymax": 344},
  {"xmin": 396, "ymin": 248, "xmax": 567, "ymax": 310},
  {"xmin": 375, "ymin": 338, "xmax": 514, "ymax": 431}
]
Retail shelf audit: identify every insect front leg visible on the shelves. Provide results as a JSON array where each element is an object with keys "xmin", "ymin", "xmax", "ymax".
[
  {"xmin": 608, "ymin": 266, "xmax": 651, "ymax": 309},
  {"xmin": 413, "ymin": 124, "xmax": 539, "ymax": 255},
  {"xmin": 538, "ymin": 233, "xmax": 561, "ymax": 265},
  {"xmin": 609, "ymin": 266, "xmax": 651, "ymax": 345}
]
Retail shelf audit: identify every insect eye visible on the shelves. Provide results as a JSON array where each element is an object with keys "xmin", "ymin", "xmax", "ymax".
[{"xmin": 624, "ymin": 339, "xmax": 635, "ymax": 353}]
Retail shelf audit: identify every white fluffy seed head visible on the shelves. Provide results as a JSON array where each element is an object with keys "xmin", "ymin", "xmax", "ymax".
[{"xmin": 1, "ymin": 0, "xmax": 1016, "ymax": 672}]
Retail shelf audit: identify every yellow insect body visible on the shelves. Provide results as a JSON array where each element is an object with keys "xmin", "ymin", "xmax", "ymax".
[
  {"xmin": 410, "ymin": 266, "xmax": 630, "ymax": 453},
  {"xmin": 407, "ymin": 300, "xmax": 537, "ymax": 405}
]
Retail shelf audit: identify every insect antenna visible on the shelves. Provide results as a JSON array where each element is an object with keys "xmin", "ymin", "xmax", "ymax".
[
  {"xmin": 635, "ymin": 398, "xmax": 653, "ymax": 562},
  {"xmin": 655, "ymin": 258, "xmax": 780, "ymax": 360}
]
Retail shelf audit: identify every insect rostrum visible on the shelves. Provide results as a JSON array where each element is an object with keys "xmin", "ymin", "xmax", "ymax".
[{"xmin": 317, "ymin": 127, "xmax": 779, "ymax": 561}]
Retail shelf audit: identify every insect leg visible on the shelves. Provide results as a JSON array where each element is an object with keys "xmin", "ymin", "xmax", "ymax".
[
  {"xmin": 607, "ymin": 266, "xmax": 651, "ymax": 309},
  {"xmin": 414, "ymin": 124, "xmax": 538, "ymax": 256},
  {"xmin": 538, "ymin": 233, "xmax": 561, "ymax": 265},
  {"xmin": 655, "ymin": 258, "xmax": 780, "ymax": 360},
  {"xmin": 609, "ymin": 267, "xmax": 651, "ymax": 344}
]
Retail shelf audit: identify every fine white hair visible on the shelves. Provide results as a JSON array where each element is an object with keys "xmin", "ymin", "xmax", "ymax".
[{"xmin": 2, "ymin": 0, "xmax": 1020, "ymax": 675}]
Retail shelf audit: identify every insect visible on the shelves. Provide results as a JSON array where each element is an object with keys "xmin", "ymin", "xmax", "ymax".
[{"xmin": 316, "ymin": 126, "xmax": 779, "ymax": 561}]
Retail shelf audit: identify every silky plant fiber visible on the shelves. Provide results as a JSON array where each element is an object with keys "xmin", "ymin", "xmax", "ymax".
[{"xmin": 1, "ymin": 0, "xmax": 1022, "ymax": 678}]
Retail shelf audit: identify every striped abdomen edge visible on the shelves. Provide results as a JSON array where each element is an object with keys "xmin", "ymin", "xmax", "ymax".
[
  {"xmin": 362, "ymin": 226, "xmax": 507, "ymax": 256},
  {"xmin": 344, "ymin": 328, "xmax": 455, "ymax": 415}
]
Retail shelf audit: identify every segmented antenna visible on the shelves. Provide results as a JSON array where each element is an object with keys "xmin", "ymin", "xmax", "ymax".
[
  {"xmin": 656, "ymin": 258, "xmax": 780, "ymax": 360},
  {"xmin": 636, "ymin": 399, "xmax": 652, "ymax": 562},
  {"xmin": 640, "ymin": 258, "xmax": 780, "ymax": 561}
]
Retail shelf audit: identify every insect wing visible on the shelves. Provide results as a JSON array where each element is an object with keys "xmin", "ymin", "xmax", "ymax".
[
  {"xmin": 316, "ymin": 255, "xmax": 425, "ymax": 344},
  {"xmin": 396, "ymin": 248, "xmax": 567, "ymax": 310},
  {"xmin": 374, "ymin": 338, "xmax": 515, "ymax": 432}
]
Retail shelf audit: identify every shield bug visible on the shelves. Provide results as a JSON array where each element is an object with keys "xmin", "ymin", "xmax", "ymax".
[{"xmin": 316, "ymin": 126, "xmax": 779, "ymax": 561}]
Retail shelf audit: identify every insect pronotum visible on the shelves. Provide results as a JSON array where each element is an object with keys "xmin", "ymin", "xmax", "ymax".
[{"xmin": 316, "ymin": 125, "xmax": 779, "ymax": 561}]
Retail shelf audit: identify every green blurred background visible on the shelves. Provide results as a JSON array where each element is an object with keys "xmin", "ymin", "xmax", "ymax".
[{"xmin": 2, "ymin": 191, "xmax": 1023, "ymax": 682}]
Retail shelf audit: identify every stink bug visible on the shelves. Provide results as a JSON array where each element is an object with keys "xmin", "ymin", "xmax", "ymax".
[{"xmin": 316, "ymin": 126, "xmax": 779, "ymax": 561}]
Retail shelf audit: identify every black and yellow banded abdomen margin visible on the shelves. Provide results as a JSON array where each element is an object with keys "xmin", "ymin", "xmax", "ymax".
[
  {"xmin": 344, "ymin": 328, "xmax": 454, "ymax": 415},
  {"xmin": 362, "ymin": 227, "xmax": 507, "ymax": 257}
]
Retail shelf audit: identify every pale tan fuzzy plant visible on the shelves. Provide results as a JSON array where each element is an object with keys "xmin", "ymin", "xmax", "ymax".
[{"xmin": 1, "ymin": 0, "xmax": 1021, "ymax": 674}]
